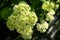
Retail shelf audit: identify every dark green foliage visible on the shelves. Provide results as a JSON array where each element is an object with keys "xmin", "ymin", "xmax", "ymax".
[{"xmin": 0, "ymin": 7, "xmax": 12, "ymax": 20}]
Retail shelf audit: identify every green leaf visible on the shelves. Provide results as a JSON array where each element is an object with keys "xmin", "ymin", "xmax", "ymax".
[{"xmin": 1, "ymin": 7, "xmax": 12, "ymax": 20}]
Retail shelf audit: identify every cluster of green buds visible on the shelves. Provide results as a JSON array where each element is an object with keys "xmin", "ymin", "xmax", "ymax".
[{"xmin": 42, "ymin": 1, "xmax": 54, "ymax": 11}]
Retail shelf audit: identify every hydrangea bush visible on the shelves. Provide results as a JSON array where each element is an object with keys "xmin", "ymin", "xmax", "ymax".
[{"xmin": 0, "ymin": 0, "xmax": 60, "ymax": 40}]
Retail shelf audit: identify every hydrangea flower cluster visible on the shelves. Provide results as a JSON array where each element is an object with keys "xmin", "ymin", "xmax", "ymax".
[
  {"xmin": 42, "ymin": 1, "xmax": 54, "ymax": 11},
  {"xmin": 6, "ymin": 1, "xmax": 38, "ymax": 39},
  {"xmin": 42, "ymin": 1, "xmax": 56, "ymax": 22},
  {"xmin": 36, "ymin": 21, "xmax": 49, "ymax": 33},
  {"xmin": 36, "ymin": 1, "xmax": 58, "ymax": 33}
]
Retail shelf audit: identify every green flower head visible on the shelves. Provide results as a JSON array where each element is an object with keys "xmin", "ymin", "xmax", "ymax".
[{"xmin": 7, "ymin": 1, "xmax": 38, "ymax": 39}]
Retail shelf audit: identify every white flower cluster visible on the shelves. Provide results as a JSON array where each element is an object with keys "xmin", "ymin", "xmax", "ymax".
[
  {"xmin": 37, "ymin": 1, "xmax": 57, "ymax": 33},
  {"xmin": 7, "ymin": 1, "xmax": 38, "ymax": 39},
  {"xmin": 46, "ymin": 9, "xmax": 55, "ymax": 22},
  {"xmin": 36, "ymin": 21, "xmax": 49, "ymax": 33},
  {"xmin": 42, "ymin": 1, "xmax": 59, "ymax": 22}
]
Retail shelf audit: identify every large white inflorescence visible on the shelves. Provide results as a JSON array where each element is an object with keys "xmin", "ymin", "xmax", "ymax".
[{"xmin": 7, "ymin": 1, "xmax": 38, "ymax": 39}]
